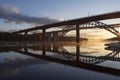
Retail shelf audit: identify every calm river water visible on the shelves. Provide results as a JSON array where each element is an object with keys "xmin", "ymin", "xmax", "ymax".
[{"xmin": 0, "ymin": 40, "xmax": 120, "ymax": 80}]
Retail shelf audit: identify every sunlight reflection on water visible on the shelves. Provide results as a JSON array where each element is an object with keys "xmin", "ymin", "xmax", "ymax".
[{"xmin": 0, "ymin": 41, "xmax": 120, "ymax": 80}]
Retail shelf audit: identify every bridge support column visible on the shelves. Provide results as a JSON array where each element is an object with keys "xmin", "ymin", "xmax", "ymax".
[
  {"xmin": 42, "ymin": 29, "xmax": 46, "ymax": 55},
  {"xmin": 25, "ymin": 32, "xmax": 28, "ymax": 41},
  {"xmin": 42, "ymin": 29, "xmax": 46, "ymax": 42},
  {"xmin": 76, "ymin": 25, "xmax": 80, "ymax": 43},
  {"xmin": 25, "ymin": 32, "xmax": 28, "ymax": 35}
]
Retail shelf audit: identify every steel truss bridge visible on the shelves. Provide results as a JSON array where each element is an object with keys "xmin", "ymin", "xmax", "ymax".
[{"xmin": 13, "ymin": 11, "xmax": 120, "ymax": 43}]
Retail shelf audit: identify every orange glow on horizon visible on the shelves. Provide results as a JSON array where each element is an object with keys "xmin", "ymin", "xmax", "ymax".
[{"xmin": 66, "ymin": 28, "xmax": 116, "ymax": 39}]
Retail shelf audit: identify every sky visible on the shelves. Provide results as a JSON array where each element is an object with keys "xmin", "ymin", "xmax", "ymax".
[{"xmin": 0, "ymin": 0, "xmax": 120, "ymax": 39}]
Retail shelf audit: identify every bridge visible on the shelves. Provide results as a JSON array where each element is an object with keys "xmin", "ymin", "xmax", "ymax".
[{"xmin": 13, "ymin": 11, "xmax": 120, "ymax": 43}]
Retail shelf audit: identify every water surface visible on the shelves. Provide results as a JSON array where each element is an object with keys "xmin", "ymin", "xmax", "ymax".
[{"xmin": 0, "ymin": 41, "xmax": 120, "ymax": 80}]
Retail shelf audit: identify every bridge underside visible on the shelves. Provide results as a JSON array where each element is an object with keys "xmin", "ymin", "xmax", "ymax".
[
  {"xmin": 44, "ymin": 21, "xmax": 120, "ymax": 42},
  {"xmin": 13, "ymin": 11, "xmax": 120, "ymax": 43},
  {"xmin": 15, "ymin": 21, "xmax": 120, "ymax": 43}
]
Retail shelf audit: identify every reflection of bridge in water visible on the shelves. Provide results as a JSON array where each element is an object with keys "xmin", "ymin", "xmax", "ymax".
[
  {"xmin": 1, "ymin": 42, "xmax": 120, "ymax": 76},
  {"xmin": 13, "ymin": 11, "xmax": 120, "ymax": 42},
  {"xmin": 1, "ymin": 42, "xmax": 120, "ymax": 64},
  {"xmin": 18, "ymin": 44, "xmax": 120, "ymax": 64}
]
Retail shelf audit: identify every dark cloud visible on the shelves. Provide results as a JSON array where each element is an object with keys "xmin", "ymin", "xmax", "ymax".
[{"xmin": 0, "ymin": 5, "xmax": 60, "ymax": 25}]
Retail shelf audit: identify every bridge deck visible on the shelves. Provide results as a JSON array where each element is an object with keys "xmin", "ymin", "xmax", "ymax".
[{"xmin": 14, "ymin": 11, "xmax": 120, "ymax": 33}]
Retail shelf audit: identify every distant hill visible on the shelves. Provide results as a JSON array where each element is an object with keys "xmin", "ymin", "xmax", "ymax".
[
  {"xmin": 105, "ymin": 37, "xmax": 120, "ymax": 41},
  {"xmin": 0, "ymin": 32, "xmax": 88, "ymax": 42},
  {"xmin": 60, "ymin": 36, "xmax": 88, "ymax": 42}
]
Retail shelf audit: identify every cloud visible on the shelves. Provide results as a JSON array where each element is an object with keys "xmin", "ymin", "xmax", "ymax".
[
  {"xmin": 0, "ymin": 28, "xmax": 4, "ymax": 32},
  {"xmin": 0, "ymin": 4, "xmax": 60, "ymax": 25}
]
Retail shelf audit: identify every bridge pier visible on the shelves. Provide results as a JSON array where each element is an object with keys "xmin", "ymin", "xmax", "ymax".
[
  {"xmin": 42, "ymin": 29, "xmax": 46, "ymax": 42},
  {"xmin": 25, "ymin": 32, "xmax": 28, "ymax": 35},
  {"xmin": 76, "ymin": 25, "xmax": 80, "ymax": 43},
  {"xmin": 42, "ymin": 29, "xmax": 46, "ymax": 55},
  {"xmin": 24, "ymin": 32, "xmax": 28, "ymax": 41}
]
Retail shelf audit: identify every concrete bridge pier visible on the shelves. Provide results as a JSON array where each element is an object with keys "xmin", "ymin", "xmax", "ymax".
[
  {"xmin": 25, "ymin": 32, "xmax": 28, "ymax": 35},
  {"xmin": 41, "ymin": 29, "xmax": 46, "ymax": 55},
  {"xmin": 24, "ymin": 32, "xmax": 28, "ymax": 41},
  {"xmin": 75, "ymin": 25, "xmax": 80, "ymax": 61},
  {"xmin": 42, "ymin": 29, "xmax": 46, "ymax": 42},
  {"xmin": 76, "ymin": 25, "xmax": 80, "ymax": 43}
]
